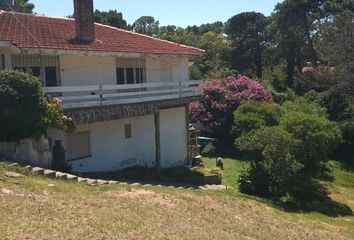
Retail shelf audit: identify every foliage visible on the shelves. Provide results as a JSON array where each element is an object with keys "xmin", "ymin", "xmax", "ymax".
[
  {"xmin": 226, "ymin": 12, "xmax": 269, "ymax": 78},
  {"xmin": 132, "ymin": 16, "xmax": 159, "ymax": 36},
  {"xmin": 93, "ymin": 10, "xmax": 128, "ymax": 29},
  {"xmin": 262, "ymin": 62, "xmax": 288, "ymax": 92},
  {"xmin": 0, "ymin": 70, "xmax": 46, "ymax": 141},
  {"xmin": 14, "ymin": 0, "xmax": 34, "ymax": 13},
  {"xmin": 237, "ymin": 127, "xmax": 299, "ymax": 198},
  {"xmin": 233, "ymin": 100, "xmax": 282, "ymax": 137},
  {"xmin": 0, "ymin": 70, "xmax": 75, "ymax": 141},
  {"xmin": 190, "ymin": 76, "xmax": 273, "ymax": 138},
  {"xmin": 234, "ymin": 96, "xmax": 342, "ymax": 199}
]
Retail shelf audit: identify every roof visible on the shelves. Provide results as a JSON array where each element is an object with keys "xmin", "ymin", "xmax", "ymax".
[{"xmin": 0, "ymin": 11, "xmax": 204, "ymax": 56}]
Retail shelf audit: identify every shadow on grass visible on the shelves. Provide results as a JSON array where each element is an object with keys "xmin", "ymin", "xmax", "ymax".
[{"xmin": 274, "ymin": 195, "xmax": 353, "ymax": 217}]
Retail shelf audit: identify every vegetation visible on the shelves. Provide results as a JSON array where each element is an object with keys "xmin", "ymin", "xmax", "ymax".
[
  {"xmin": 0, "ymin": 70, "xmax": 74, "ymax": 141},
  {"xmin": 1, "ymin": 159, "xmax": 353, "ymax": 239}
]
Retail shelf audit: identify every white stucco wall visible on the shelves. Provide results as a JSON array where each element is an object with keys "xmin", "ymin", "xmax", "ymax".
[
  {"xmin": 146, "ymin": 57, "xmax": 188, "ymax": 83},
  {"xmin": 59, "ymin": 55, "xmax": 116, "ymax": 86},
  {"xmin": 47, "ymin": 106, "xmax": 188, "ymax": 172},
  {"xmin": 0, "ymin": 48, "xmax": 14, "ymax": 68},
  {"xmin": 160, "ymin": 106, "xmax": 188, "ymax": 168}
]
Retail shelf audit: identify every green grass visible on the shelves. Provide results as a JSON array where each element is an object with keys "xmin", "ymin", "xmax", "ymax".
[{"xmin": 1, "ymin": 160, "xmax": 354, "ymax": 239}]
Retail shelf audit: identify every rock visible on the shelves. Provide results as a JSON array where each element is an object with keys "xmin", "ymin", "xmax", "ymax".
[
  {"xmin": 47, "ymin": 184, "xmax": 55, "ymax": 187},
  {"xmin": 44, "ymin": 170, "xmax": 56, "ymax": 178},
  {"xmin": 32, "ymin": 167, "xmax": 44, "ymax": 174},
  {"xmin": 55, "ymin": 172, "xmax": 67, "ymax": 179},
  {"xmin": 66, "ymin": 174, "xmax": 78, "ymax": 181},
  {"xmin": 97, "ymin": 179, "xmax": 108, "ymax": 185},
  {"xmin": 77, "ymin": 177, "xmax": 87, "ymax": 183},
  {"xmin": 0, "ymin": 188, "xmax": 15, "ymax": 195},
  {"xmin": 4, "ymin": 171, "xmax": 23, "ymax": 178},
  {"xmin": 86, "ymin": 179, "xmax": 97, "ymax": 185},
  {"xmin": 131, "ymin": 183, "xmax": 141, "ymax": 186},
  {"xmin": 108, "ymin": 180, "xmax": 118, "ymax": 184}
]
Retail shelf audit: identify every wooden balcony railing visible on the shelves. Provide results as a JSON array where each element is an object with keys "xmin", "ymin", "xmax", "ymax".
[{"xmin": 43, "ymin": 80, "xmax": 203, "ymax": 109}]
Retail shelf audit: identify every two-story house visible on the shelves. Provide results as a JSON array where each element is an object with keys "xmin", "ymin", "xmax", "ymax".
[{"xmin": 0, "ymin": 0, "xmax": 204, "ymax": 172}]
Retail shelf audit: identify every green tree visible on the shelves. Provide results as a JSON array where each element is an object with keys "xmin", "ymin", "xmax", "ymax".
[
  {"xmin": 226, "ymin": 12, "xmax": 269, "ymax": 78},
  {"xmin": 93, "ymin": 10, "xmax": 128, "ymax": 29},
  {"xmin": 14, "ymin": 0, "xmax": 34, "ymax": 13},
  {"xmin": 133, "ymin": 16, "xmax": 159, "ymax": 36}
]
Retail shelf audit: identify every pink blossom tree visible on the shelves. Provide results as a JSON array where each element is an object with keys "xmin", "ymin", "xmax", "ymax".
[{"xmin": 190, "ymin": 76, "xmax": 273, "ymax": 138}]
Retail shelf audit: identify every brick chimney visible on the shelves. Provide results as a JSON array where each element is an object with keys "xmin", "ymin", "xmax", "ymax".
[{"xmin": 73, "ymin": 0, "xmax": 95, "ymax": 43}]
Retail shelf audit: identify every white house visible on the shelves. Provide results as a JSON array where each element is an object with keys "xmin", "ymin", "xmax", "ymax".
[{"xmin": 0, "ymin": 0, "xmax": 204, "ymax": 172}]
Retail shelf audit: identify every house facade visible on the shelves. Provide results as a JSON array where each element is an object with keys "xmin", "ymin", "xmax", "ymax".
[{"xmin": 0, "ymin": 0, "xmax": 204, "ymax": 172}]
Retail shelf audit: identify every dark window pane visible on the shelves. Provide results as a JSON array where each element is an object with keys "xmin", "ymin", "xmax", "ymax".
[
  {"xmin": 126, "ymin": 68, "xmax": 134, "ymax": 84},
  {"xmin": 141, "ymin": 68, "xmax": 145, "ymax": 83},
  {"xmin": 136, "ymin": 68, "xmax": 141, "ymax": 84},
  {"xmin": 45, "ymin": 66, "xmax": 57, "ymax": 87},
  {"xmin": 116, "ymin": 68, "xmax": 124, "ymax": 84},
  {"xmin": 30, "ymin": 67, "xmax": 41, "ymax": 77},
  {"xmin": 125, "ymin": 124, "xmax": 132, "ymax": 139},
  {"xmin": 13, "ymin": 67, "xmax": 26, "ymax": 73}
]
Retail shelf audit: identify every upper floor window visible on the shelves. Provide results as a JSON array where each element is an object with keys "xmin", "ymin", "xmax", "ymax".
[
  {"xmin": 11, "ymin": 55, "xmax": 61, "ymax": 87},
  {"xmin": 116, "ymin": 58, "xmax": 146, "ymax": 85}
]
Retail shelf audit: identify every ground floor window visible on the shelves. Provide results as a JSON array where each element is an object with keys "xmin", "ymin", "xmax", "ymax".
[{"xmin": 66, "ymin": 131, "xmax": 91, "ymax": 161}]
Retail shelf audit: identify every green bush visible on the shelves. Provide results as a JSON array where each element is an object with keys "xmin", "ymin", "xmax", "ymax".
[
  {"xmin": 234, "ymin": 97, "xmax": 342, "ymax": 199},
  {"xmin": 280, "ymin": 112, "xmax": 342, "ymax": 176},
  {"xmin": 233, "ymin": 100, "xmax": 282, "ymax": 137},
  {"xmin": 0, "ymin": 70, "xmax": 47, "ymax": 141},
  {"xmin": 237, "ymin": 127, "xmax": 300, "ymax": 198},
  {"xmin": 0, "ymin": 70, "xmax": 75, "ymax": 141}
]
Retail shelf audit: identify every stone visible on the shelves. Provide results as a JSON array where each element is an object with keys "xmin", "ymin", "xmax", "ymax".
[
  {"xmin": 66, "ymin": 174, "xmax": 78, "ymax": 181},
  {"xmin": 108, "ymin": 180, "xmax": 118, "ymax": 184},
  {"xmin": 32, "ymin": 167, "xmax": 44, "ymax": 174},
  {"xmin": 143, "ymin": 184, "xmax": 152, "ymax": 187},
  {"xmin": 0, "ymin": 188, "xmax": 15, "ymax": 195},
  {"xmin": 44, "ymin": 170, "xmax": 56, "ymax": 178},
  {"xmin": 55, "ymin": 172, "xmax": 67, "ymax": 179},
  {"xmin": 97, "ymin": 179, "xmax": 108, "ymax": 185},
  {"xmin": 77, "ymin": 177, "xmax": 87, "ymax": 183},
  {"xmin": 119, "ymin": 182, "xmax": 128, "ymax": 185},
  {"xmin": 47, "ymin": 184, "xmax": 56, "ymax": 187},
  {"xmin": 4, "ymin": 171, "xmax": 23, "ymax": 178},
  {"xmin": 131, "ymin": 183, "xmax": 141, "ymax": 186},
  {"xmin": 9, "ymin": 162, "xmax": 19, "ymax": 167},
  {"xmin": 86, "ymin": 179, "xmax": 97, "ymax": 185}
]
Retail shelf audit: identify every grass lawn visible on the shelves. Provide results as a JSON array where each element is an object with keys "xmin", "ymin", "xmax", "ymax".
[{"xmin": 1, "ymin": 159, "xmax": 354, "ymax": 240}]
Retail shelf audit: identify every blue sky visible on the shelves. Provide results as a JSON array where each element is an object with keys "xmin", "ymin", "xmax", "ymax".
[{"xmin": 31, "ymin": 0, "xmax": 282, "ymax": 27}]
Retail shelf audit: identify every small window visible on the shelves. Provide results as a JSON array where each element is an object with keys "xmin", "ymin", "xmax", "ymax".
[
  {"xmin": 45, "ymin": 66, "xmax": 57, "ymax": 87},
  {"xmin": 116, "ymin": 67, "xmax": 125, "ymax": 85},
  {"xmin": 13, "ymin": 67, "xmax": 26, "ymax": 73},
  {"xmin": 125, "ymin": 124, "xmax": 132, "ymax": 139},
  {"xmin": 1, "ymin": 55, "xmax": 5, "ymax": 70},
  {"xmin": 66, "ymin": 131, "xmax": 91, "ymax": 161},
  {"xmin": 30, "ymin": 67, "xmax": 41, "ymax": 77},
  {"xmin": 126, "ymin": 68, "xmax": 134, "ymax": 84}
]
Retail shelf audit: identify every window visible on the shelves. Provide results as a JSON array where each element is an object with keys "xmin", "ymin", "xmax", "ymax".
[
  {"xmin": 30, "ymin": 67, "xmax": 41, "ymax": 77},
  {"xmin": 13, "ymin": 67, "xmax": 27, "ymax": 72},
  {"xmin": 116, "ymin": 58, "xmax": 146, "ymax": 85},
  {"xmin": 66, "ymin": 131, "xmax": 91, "ymax": 161},
  {"xmin": 125, "ymin": 124, "xmax": 132, "ymax": 139},
  {"xmin": 45, "ymin": 66, "xmax": 57, "ymax": 87},
  {"xmin": 1, "ymin": 55, "xmax": 5, "ymax": 70},
  {"xmin": 11, "ymin": 55, "xmax": 61, "ymax": 86},
  {"xmin": 116, "ymin": 67, "xmax": 125, "ymax": 85}
]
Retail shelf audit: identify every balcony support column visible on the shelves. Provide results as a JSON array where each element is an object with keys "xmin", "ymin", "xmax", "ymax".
[{"xmin": 154, "ymin": 110, "xmax": 161, "ymax": 170}]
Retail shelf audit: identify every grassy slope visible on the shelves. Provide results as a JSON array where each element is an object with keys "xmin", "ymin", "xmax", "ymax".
[{"xmin": 1, "ymin": 160, "xmax": 354, "ymax": 240}]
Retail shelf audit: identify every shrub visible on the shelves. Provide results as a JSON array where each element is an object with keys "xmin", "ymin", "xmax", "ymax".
[
  {"xmin": 236, "ymin": 127, "xmax": 300, "ymax": 198},
  {"xmin": 0, "ymin": 70, "xmax": 75, "ymax": 141},
  {"xmin": 233, "ymin": 100, "xmax": 282, "ymax": 137},
  {"xmin": 190, "ymin": 76, "xmax": 273, "ymax": 139},
  {"xmin": 0, "ymin": 70, "xmax": 47, "ymax": 141},
  {"xmin": 280, "ymin": 112, "xmax": 342, "ymax": 176}
]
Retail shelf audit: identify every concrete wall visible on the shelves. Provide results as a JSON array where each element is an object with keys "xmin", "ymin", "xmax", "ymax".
[
  {"xmin": 160, "ymin": 106, "xmax": 188, "ymax": 168},
  {"xmin": 47, "ymin": 106, "xmax": 188, "ymax": 172},
  {"xmin": 145, "ymin": 57, "xmax": 188, "ymax": 83}
]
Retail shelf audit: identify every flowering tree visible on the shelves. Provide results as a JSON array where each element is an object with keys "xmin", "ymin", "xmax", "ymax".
[{"xmin": 190, "ymin": 76, "xmax": 273, "ymax": 137}]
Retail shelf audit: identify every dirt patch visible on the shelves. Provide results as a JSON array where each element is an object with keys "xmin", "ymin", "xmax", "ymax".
[{"xmin": 106, "ymin": 189, "xmax": 177, "ymax": 208}]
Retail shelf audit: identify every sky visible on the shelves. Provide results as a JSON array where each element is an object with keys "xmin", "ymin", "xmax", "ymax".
[{"xmin": 30, "ymin": 0, "xmax": 282, "ymax": 27}]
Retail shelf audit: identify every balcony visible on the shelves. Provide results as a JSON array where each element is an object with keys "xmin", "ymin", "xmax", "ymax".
[{"xmin": 44, "ymin": 80, "xmax": 202, "ymax": 109}]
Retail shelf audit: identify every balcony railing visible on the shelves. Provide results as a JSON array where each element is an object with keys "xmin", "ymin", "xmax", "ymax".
[{"xmin": 44, "ymin": 80, "xmax": 203, "ymax": 109}]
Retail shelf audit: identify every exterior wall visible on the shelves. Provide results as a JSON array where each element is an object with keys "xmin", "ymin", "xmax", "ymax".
[
  {"xmin": 48, "ymin": 114, "xmax": 155, "ymax": 173},
  {"xmin": 0, "ymin": 48, "xmax": 14, "ymax": 68},
  {"xmin": 146, "ymin": 57, "xmax": 188, "ymax": 83},
  {"xmin": 48, "ymin": 106, "xmax": 188, "ymax": 172},
  {"xmin": 160, "ymin": 106, "xmax": 188, "ymax": 168},
  {"xmin": 59, "ymin": 55, "xmax": 116, "ymax": 86}
]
